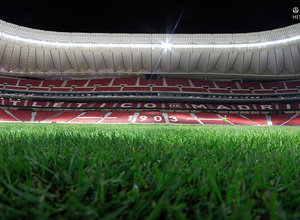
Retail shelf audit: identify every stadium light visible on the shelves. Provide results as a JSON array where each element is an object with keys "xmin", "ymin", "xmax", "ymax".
[{"xmin": 161, "ymin": 42, "xmax": 172, "ymax": 51}]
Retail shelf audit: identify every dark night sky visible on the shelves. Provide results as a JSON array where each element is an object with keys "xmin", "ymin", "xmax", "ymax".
[{"xmin": 0, "ymin": 0, "xmax": 298, "ymax": 34}]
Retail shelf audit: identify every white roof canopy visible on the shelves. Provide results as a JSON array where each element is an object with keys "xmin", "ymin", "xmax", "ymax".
[{"xmin": 1, "ymin": 19, "xmax": 300, "ymax": 79}]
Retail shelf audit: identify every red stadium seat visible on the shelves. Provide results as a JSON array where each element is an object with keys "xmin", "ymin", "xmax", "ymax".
[
  {"xmin": 101, "ymin": 111, "xmax": 135, "ymax": 123},
  {"xmin": 238, "ymin": 82, "xmax": 261, "ymax": 89},
  {"xmin": 135, "ymin": 111, "xmax": 166, "ymax": 124},
  {"xmin": 214, "ymin": 81, "xmax": 238, "ymax": 89},
  {"xmin": 87, "ymin": 79, "xmax": 113, "ymax": 87},
  {"xmin": 165, "ymin": 78, "xmax": 190, "ymax": 86},
  {"xmin": 64, "ymin": 80, "xmax": 88, "ymax": 87},
  {"xmin": 167, "ymin": 112, "xmax": 200, "ymax": 124},
  {"xmin": 276, "ymin": 89, "xmax": 298, "ymax": 93},
  {"xmin": 71, "ymin": 111, "xmax": 107, "ymax": 123},
  {"xmin": 152, "ymin": 87, "xmax": 180, "ymax": 92},
  {"xmin": 253, "ymin": 90, "xmax": 275, "ymax": 94},
  {"xmin": 122, "ymin": 86, "xmax": 150, "ymax": 91},
  {"xmin": 34, "ymin": 111, "xmax": 61, "ymax": 122},
  {"xmin": 7, "ymin": 109, "xmax": 32, "ymax": 122},
  {"xmin": 271, "ymin": 114, "xmax": 295, "ymax": 125},
  {"xmin": 50, "ymin": 88, "xmax": 72, "ymax": 92},
  {"xmin": 19, "ymin": 79, "xmax": 42, "ymax": 87},
  {"xmin": 43, "ymin": 111, "xmax": 82, "ymax": 123},
  {"xmin": 5, "ymin": 86, "xmax": 27, "ymax": 90},
  {"xmin": 28, "ymin": 87, "xmax": 50, "ymax": 91},
  {"xmin": 261, "ymin": 82, "xmax": 285, "ymax": 89},
  {"xmin": 41, "ymin": 80, "xmax": 65, "ymax": 87},
  {"xmin": 0, "ymin": 77, "xmax": 19, "ymax": 85},
  {"xmin": 94, "ymin": 87, "xmax": 121, "ymax": 91},
  {"xmin": 0, "ymin": 109, "xmax": 21, "ymax": 122},
  {"xmin": 283, "ymin": 114, "xmax": 300, "ymax": 125},
  {"xmin": 193, "ymin": 112, "xmax": 224, "ymax": 125},
  {"xmin": 241, "ymin": 114, "xmax": 268, "ymax": 125},
  {"xmin": 218, "ymin": 113, "xmax": 257, "ymax": 125},
  {"xmin": 285, "ymin": 80, "xmax": 300, "ymax": 89},
  {"xmin": 113, "ymin": 77, "xmax": 137, "ymax": 86},
  {"xmin": 231, "ymin": 89, "xmax": 253, "ymax": 94},
  {"xmin": 208, "ymin": 88, "xmax": 231, "ymax": 94},
  {"xmin": 190, "ymin": 79, "xmax": 215, "ymax": 88},
  {"xmin": 72, "ymin": 87, "xmax": 94, "ymax": 92},
  {"xmin": 181, "ymin": 87, "xmax": 208, "ymax": 93},
  {"xmin": 139, "ymin": 77, "xmax": 164, "ymax": 86}
]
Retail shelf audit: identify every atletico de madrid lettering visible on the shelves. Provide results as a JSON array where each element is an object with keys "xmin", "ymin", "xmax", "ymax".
[{"xmin": 1, "ymin": 99, "xmax": 299, "ymax": 110}]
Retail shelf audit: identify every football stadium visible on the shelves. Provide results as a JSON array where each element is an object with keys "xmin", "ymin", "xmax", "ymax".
[{"xmin": 0, "ymin": 2, "xmax": 299, "ymax": 218}]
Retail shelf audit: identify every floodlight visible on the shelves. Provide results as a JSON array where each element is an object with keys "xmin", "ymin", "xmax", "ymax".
[{"xmin": 161, "ymin": 42, "xmax": 172, "ymax": 50}]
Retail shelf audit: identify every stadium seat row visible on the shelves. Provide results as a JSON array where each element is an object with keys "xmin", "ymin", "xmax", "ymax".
[{"xmin": 0, "ymin": 109, "xmax": 299, "ymax": 126}]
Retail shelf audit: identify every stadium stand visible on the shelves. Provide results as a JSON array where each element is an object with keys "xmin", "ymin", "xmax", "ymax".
[
  {"xmin": 238, "ymin": 82, "xmax": 262, "ymax": 89},
  {"xmin": 1, "ymin": 76, "xmax": 300, "ymax": 125},
  {"xmin": 181, "ymin": 88, "xmax": 208, "ymax": 93},
  {"xmin": 5, "ymin": 86, "xmax": 27, "ymax": 90},
  {"xmin": 271, "ymin": 114, "xmax": 295, "ymax": 125},
  {"xmin": 1, "ymin": 108, "xmax": 300, "ymax": 125},
  {"xmin": 167, "ymin": 112, "xmax": 200, "ymax": 124},
  {"xmin": 122, "ymin": 86, "xmax": 151, "ymax": 91},
  {"xmin": 165, "ymin": 78, "xmax": 190, "ymax": 86},
  {"xmin": 253, "ymin": 90, "xmax": 276, "ymax": 94},
  {"xmin": 19, "ymin": 79, "xmax": 42, "ymax": 87},
  {"xmin": 136, "ymin": 111, "xmax": 166, "ymax": 124},
  {"xmin": 113, "ymin": 77, "xmax": 137, "ymax": 86},
  {"xmin": 241, "ymin": 114, "xmax": 268, "ymax": 125},
  {"xmin": 28, "ymin": 87, "xmax": 50, "ymax": 91},
  {"xmin": 283, "ymin": 114, "xmax": 300, "ymax": 125},
  {"xmin": 0, "ymin": 109, "xmax": 20, "ymax": 122},
  {"xmin": 50, "ymin": 88, "xmax": 72, "ymax": 92},
  {"xmin": 139, "ymin": 77, "xmax": 164, "ymax": 86},
  {"xmin": 218, "ymin": 113, "xmax": 258, "ymax": 125},
  {"xmin": 1, "ymin": 77, "xmax": 300, "ymax": 97},
  {"xmin": 41, "ymin": 80, "xmax": 65, "ymax": 87},
  {"xmin": 34, "ymin": 111, "xmax": 61, "ymax": 122},
  {"xmin": 261, "ymin": 82, "xmax": 285, "ymax": 89},
  {"xmin": 190, "ymin": 79, "xmax": 215, "ymax": 88},
  {"xmin": 101, "ymin": 111, "xmax": 135, "ymax": 123},
  {"xmin": 193, "ymin": 112, "xmax": 224, "ymax": 125},
  {"xmin": 152, "ymin": 86, "xmax": 181, "ymax": 92},
  {"xmin": 277, "ymin": 89, "xmax": 298, "ymax": 93},
  {"xmin": 0, "ymin": 78, "xmax": 18, "ymax": 85},
  {"xmin": 43, "ymin": 111, "xmax": 82, "ymax": 123},
  {"xmin": 0, "ymin": 20, "xmax": 300, "ymax": 126},
  {"xmin": 70, "ymin": 111, "xmax": 107, "ymax": 123},
  {"xmin": 285, "ymin": 80, "xmax": 300, "ymax": 89},
  {"xmin": 72, "ymin": 87, "xmax": 94, "ymax": 92},
  {"xmin": 231, "ymin": 89, "xmax": 253, "ymax": 94},
  {"xmin": 64, "ymin": 80, "xmax": 88, "ymax": 87},
  {"xmin": 8, "ymin": 109, "xmax": 33, "ymax": 122},
  {"xmin": 208, "ymin": 88, "xmax": 231, "ymax": 94},
  {"xmin": 87, "ymin": 79, "xmax": 113, "ymax": 86},
  {"xmin": 214, "ymin": 81, "xmax": 239, "ymax": 89}
]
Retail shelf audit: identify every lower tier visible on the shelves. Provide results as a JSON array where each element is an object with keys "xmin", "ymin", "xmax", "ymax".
[{"xmin": 0, "ymin": 109, "xmax": 299, "ymax": 125}]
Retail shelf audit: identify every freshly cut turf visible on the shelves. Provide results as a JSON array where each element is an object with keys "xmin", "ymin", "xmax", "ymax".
[{"xmin": 0, "ymin": 123, "xmax": 299, "ymax": 219}]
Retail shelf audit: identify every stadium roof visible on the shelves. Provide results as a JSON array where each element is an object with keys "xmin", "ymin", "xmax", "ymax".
[{"xmin": 1, "ymin": 19, "xmax": 300, "ymax": 80}]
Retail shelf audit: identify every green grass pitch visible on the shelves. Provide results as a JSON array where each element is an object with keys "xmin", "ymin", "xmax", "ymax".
[{"xmin": 0, "ymin": 123, "xmax": 299, "ymax": 219}]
